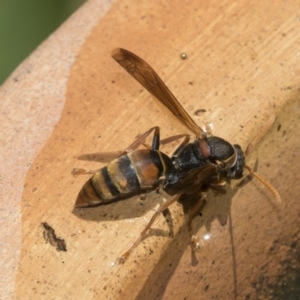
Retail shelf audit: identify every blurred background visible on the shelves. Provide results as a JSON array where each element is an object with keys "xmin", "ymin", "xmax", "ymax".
[{"xmin": 0, "ymin": 0, "xmax": 86, "ymax": 85}]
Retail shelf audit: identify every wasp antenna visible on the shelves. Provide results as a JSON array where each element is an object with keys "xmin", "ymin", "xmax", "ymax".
[
  {"xmin": 245, "ymin": 115, "xmax": 276, "ymax": 156},
  {"xmin": 245, "ymin": 166, "xmax": 281, "ymax": 204}
]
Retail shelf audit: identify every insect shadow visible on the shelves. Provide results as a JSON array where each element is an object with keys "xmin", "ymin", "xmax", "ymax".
[
  {"xmin": 72, "ymin": 170, "xmax": 177, "ymax": 239},
  {"xmin": 77, "ymin": 151, "xmax": 122, "ymax": 163},
  {"xmin": 132, "ymin": 182, "xmax": 239, "ymax": 300},
  {"xmin": 133, "ymin": 160, "xmax": 277, "ymax": 300},
  {"xmin": 73, "ymin": 155, "xmax": 275, "ymax": 300}
]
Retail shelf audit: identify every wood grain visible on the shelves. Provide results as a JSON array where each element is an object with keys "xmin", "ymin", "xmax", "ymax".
[{"xmin": 1, "ymin": 0, "xmax": 300, "ymax": 299}]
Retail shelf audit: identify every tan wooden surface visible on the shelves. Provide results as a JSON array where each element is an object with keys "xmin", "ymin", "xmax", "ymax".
[{"xmin": 1, "ymin": 0, "xmax": 300, "ymax": 299}]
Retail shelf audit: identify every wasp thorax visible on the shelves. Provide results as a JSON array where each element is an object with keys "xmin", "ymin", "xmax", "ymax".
[{"xmin": 205, "ymin": 136, "xmax": 237, "ymax": 169}]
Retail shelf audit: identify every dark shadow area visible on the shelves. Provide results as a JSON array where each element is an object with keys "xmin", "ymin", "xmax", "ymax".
[
  {"xmin": 253, "ymin": 230, "xmax": 300, "ymax": 299},
  {"xmin": 72, "ymin": 154, "xmax": 270, "ymax": 299},
  {"xmin": 72, "ymin": 189, "xmax": 166, "ymax": 222},
  {"xmin": 131, "ymin": 179, "xmax": 278, "ymax": 299},
  {"xmin": 77, "ymin": 151, "xmax": 122, "ymax": 163},
  {"xmin": 72, "ymin": 116, "xmax": 282, "ymax": 299},
  {"xmin": 130, "ymin": 109, "xmax": 288, "ymax": 300},
  {"xmin": 133, "ymin": 182, "xmax": 238, "ymax": 300}
]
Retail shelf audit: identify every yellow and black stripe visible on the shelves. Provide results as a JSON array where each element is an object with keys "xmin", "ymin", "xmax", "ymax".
[{"xmin": 75, "ymin": 149, "xmax": 172, "ymax": 207}]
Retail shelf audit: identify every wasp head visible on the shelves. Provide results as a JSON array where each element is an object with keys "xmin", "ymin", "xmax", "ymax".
[{"xmin": 224, "ymin": 144, "xmax": 245, "ymax": 179}]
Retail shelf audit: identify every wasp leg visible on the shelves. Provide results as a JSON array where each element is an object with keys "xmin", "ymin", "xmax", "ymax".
[
  {"xmin": 160, "ymin": 134, "xmax": 190, "ymax": 157},
  {"xmin": 117, "ymin": 193, "xmax": 182, "ymax": 264},
  {"xmin": 118, "ymin": 127, "xmax": 161, "ymax": 158},
  {"xmin": 209, "ymin": 179, "xmax": 226, "ymax": 188},
  {"xmin": 73, "ymin": 128, "xmax": 161, "ymax": 175},
  {"xmin": 162, "ymin": 206, "xmax": 174, "ymax": 238},
  {"xmin": 141, "ymin": 142, "xmax": 152, "ymax": 149},
  {"xmin": 139, "ymin": 193, "xmax": 174, "ymax": 236},
  {"xmin": 187, "ymin": 194, "xmax": 207, "ymax": 252},
  {"xmin": 71, "ymin": 168, "xmax": 99, "ymax": 177},
  {"xmin": 160, "ymin": 134, "xmax": 190, "ymax": 145}
]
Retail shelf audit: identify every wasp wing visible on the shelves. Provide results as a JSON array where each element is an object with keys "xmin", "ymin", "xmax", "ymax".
[
  {"xmin": 165, "ymin": 164, "xmax": 219, "ymax": 195},
  {"xmin": 112, "ymin": 48, "xmax": 205, "ymax": 138}
]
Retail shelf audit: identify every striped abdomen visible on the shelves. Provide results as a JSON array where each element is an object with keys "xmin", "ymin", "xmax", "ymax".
[{"xmin": 75, "ymin": 149, "xmax": 172, "ymax": 207}]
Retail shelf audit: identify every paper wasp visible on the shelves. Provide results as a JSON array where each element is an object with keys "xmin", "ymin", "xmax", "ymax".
[{"xmin": 74, "ymin": 48, "xmax": 280, "ymax": 263}]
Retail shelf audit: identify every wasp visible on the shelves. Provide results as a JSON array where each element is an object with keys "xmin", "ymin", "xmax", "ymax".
[{"xmin": 74, "ymin": 48, "xmax": 281, "ymax": 263}]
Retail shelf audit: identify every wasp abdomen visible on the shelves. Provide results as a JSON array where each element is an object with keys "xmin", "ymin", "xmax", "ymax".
[{"xmin": 75, "ymin": 149, "xmax": 172, "ymax": 208}]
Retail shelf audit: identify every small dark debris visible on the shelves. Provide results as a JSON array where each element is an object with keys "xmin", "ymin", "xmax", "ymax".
[
  {"xmin": 42, "ymin": 222, "xmax": 67, "ymax": 252},
  {"xmin": 277, "ymin": 124, "xmax": 281, "ymax": 131},
  {"xmin": 194, "ymin": 109, "xmax": 206, "ymax": 116}
]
